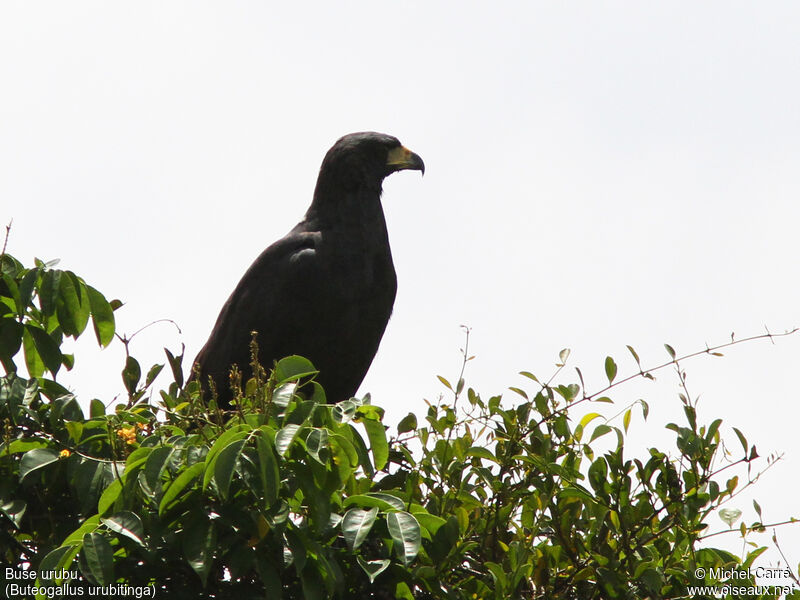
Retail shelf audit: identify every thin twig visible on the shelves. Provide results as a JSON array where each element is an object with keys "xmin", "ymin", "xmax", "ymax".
[
  {"xmin": 587, "ymin": 329, "xmax": 798, "ymax": 402},
  {"xmin": 535, "ymin": 328, "xmax": 799, "ymax": 428},
  {"xmin": 1, "ymin": 219, "xmax": 12, "ymax": 257},
  {"xmin": 127, "ymin": 318, "xmax": 183, "ymax": 340},
  {"xmin": 699, "ymin": 517, "xmax": 800, "ymax": 541}
]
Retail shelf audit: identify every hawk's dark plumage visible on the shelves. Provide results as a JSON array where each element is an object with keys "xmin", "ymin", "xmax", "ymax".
[{"xmin": 191, "ymin": 132, "xmax": 424, "ymax": 408}]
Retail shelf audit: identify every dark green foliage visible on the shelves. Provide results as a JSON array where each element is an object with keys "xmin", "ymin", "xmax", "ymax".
[{"xmin": 1, "ymin": 253, "xmax": 798, "ymax": 598}]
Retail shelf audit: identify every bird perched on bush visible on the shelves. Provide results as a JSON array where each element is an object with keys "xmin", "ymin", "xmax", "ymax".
[{"xmin": 191, "ymin": 132, "xmax": 424, "ymax": 408}]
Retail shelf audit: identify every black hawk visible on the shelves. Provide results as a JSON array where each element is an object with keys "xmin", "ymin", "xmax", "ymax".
[{"xmin": 190, "ymin": 132, "xmax": 424, "ymax": 408}]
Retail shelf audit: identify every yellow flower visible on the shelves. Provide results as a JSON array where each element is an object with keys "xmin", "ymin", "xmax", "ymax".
[
  {"xmin": 117, "ymin": 426, "xmax": 137, "ymax": 446},
  {"xmin": 59, "ymin": 449, "xmax": 71, "ymax": 458}
]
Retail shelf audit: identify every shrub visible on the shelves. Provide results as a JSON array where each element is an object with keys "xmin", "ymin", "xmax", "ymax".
[{"xmin": 1, "ymin": 252, "xmax": 798, "ymax": 599}]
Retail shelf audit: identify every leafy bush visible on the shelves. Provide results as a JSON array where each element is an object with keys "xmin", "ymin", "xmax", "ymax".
[{"xmin": 1, "ymin": 252, "xmax": 798, "ymax": 599}]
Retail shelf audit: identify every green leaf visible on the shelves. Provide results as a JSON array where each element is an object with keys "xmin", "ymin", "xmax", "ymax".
[
  {"xmin": 622, "ymin": 408, "xmax": 631, "ymax": 432},
  {"xmin": 19, "ymin": 448, "xmax": 60, "ymax": 482},
  {"xmin": 214, "ymin": 438, "xmax": 246, "ymax": 500},
  {"xmin": 465, "ymin": 446, "xmax": 498, "ymax": 463},
  {"xmin": 255, "ymin": 431, "xmax": 280, "ymax": 506},
  {"xmin": 342, "ymin": 507, "xmax": 378, "ymax": 551},
  {"xmin": 38, "ymin": 545, "xmax": 81, "ymax": 582},
  {"xmin": 332, "ymin": 399, "xmax": 357, "ymax": 423},
  {"xmin": 329, "ymin": 433, "xmax": 359, "ymax": 475},
  {"xmin": 626, "ymin": 344, "xmax": 641, "ymax": 366},
  {"xmin": 604, "ymin": 356, "xmax": 617, "ymax": 384},
  {"xmin": 572, "ymin": 567, "xmax": 595, "ymax": 583},
  {"xmin": 362, "ymin": 418, "xmax": 388, "ymax": 470},
  {"xmin": 508, "ymin": 386, "xmax": 528, "ymax": 399},
  {"xmin": 387, "ymin": 511, "xmax": 421, "ymax": 566},
  {"xmin": 683, "ymin": 404, "xmax": 697, "ymax": 429},
  {"xmin": 97, "ymin": 477, "xmax": 124, "ymax": 516},
  {"xmin": 742, "ymin": 546, "xmax": 768, "ymax": 569},
  {"xmin": 589, "ymin": 424, "xmax": 612, "ymax": 443},
  {"xmin": 273, "ymin": 381, "xmax": 297, "ymax": 407},
  {"xmin": 331, "ymin": 400, "xmax": 358, "ymax": 423},
  {"xmin": 356, "ymin": 403, "xmax": 383, "ymax": 421},
  {"xmin": 664, "ymin": 343, "xmax": 676, "ymax": 359},
  {"xmin": 639, "ymin": 399, "xmax": 649, "ymax": 420},
  {"xmin": 121, "ymin": 448, "xmax": 160, "ymax": 477},
  {"xmin": 86, "ymin": 285, "xmax": 115, "ymax": 346},
  {"xmin": 344, "ymin": 493, "xmax": 405, "ymax": 512},
  {"xmin": 637, "ymin": 568, "xmax": 664, "ymax": 594},
  {"xmin": 559, "ymin": 486, "xmax": 595, "ymax": 502},
  {"xmin": 588, "ymin": 457, "xmax": 608, "ymax": 493},
  {"xmin": 719, "ymin": 507, "xmax": 742, "ymax": 527},
  {"xmin": 56, "ymin": 271, "xmax": 90, "ymax": 337},
  {"xmin": 429, "ymin": 515, "xmax": 459, "ymax": 562},
  {"xmin": 437, "ymin": 375, "xmax": 452, "ymax": 391},
  {"xmin": 579, "ymin": 412, "xmax": 603, "ymax": 429},
  {"xmin": 368, "ymin": 493, "xmax": 407, "ymax": 511},
  {"xmin": 555, "ymin": 383, "xmax": 579, "ymax": 402},
  {"xmin": 0, "ymin": 498, "xmax": 27, "ymax": 527},
  {"xmin": 204, "ymin": 424, "xmax": 251, "ymax": 467},
  {"xmin": 274, "ymin": 355, "xmax": 317, "ymax": 383},
  {"xmin": 557, "ymin": 348, "xmax": 571, "ymax": 366},
  {"xmin": 733, "ymin": 427, "xmax": 748, "ymax": 454},
  {"xmin": 347, "ymin": 424, "xmax": 374, "ymax": 478},
  {"xmin": 145, "ymin": 363, "xmax": 164, "ymax": 387},
  {"xmin": 281, "ymin": 528, "xmax": 304, "ymax": 572},
  {"xmin": 82, "ymin": 532, "xmax": 114, "ymax": 585},
  {"xmin": 62, "ymin": 515, "xmax": 102, "ymax": 546},
  {"xmin": 486, "ymin": 562, "xmax": 508, "ymax": 591},
  {"xmin": 65, "ymin": 420, "xmax": 83, "ymax": 443},
  {"xmin": 203, "ymin": 425, "xmax": 251, "ymax": 490},
  {"xmin": 22, "ymin": 325, "xmax": 45, "ymax": 378},
  {"xmin": 413, "ymin": 512, "xmax": 447, "ymax": 536},
  {"xmin": 141, "ymin": 446, "xmax": 173, "ymax": 498},
  {"xmin": 394, "ymin": 582, "xmax": 414, "ymax": 600},
  {"xmin": 0, "ymin": 318, "xmax": 23, "ymax": 372},
  {"xmin": 275, "ymin": 424, "xmax": 301, "ymax": 456},
  {"xmin": 102, "ymin": 511, "xmax": 145, "ymax": 547},
  {"xmin": 305, "ymin": 428, "xmax": 329, "ymax": 463},
  {"xmin": 159, "ymin": 462, "xmax": 205, "ymax": 516},
  {"xmin": 397, "ymin": 413, "xmax": 417, "ymax": 434},
  {"xmin": 705, "ymin": 418, "xmax": 722, "ymax": 443},
  {"xmin": 1, "ymin": 273, "xmax": 21, "ymax": 316},
  {"xmin": 254, "ymin": 555, "xmax": 282, "ymax": 598},
  {"xmin": 356, "ymin": 557, "xmax": 390, "ymax": 583},
  {"xmin": 183, "ymin": 518, "xmax": 217, "ymax": 587},
  {"xmin": 90, "ymin": 399, "xmax": 106, "ymax": 418},
  {"xmin": 38, "ymin": 269, "xmax": 62, "ymax": 317},
  {"xmin": 122, "ymin": 355, "xmax": 141, "ymax": 395},
  {"xmin": 300, "ymin": 565, "xmax": 325, "ymax": 600},
  {"xmin": 164, "ymin": 347, "xmax": 184, "ymax": 388},
  {"xmin": 3, "ymin": 438, "xmax": 49, "ymax": 454}
]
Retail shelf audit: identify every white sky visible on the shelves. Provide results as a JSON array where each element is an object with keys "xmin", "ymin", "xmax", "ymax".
[{"xmin": 2, "ymin": 2, "xmax": 799, "ymax": 569}]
